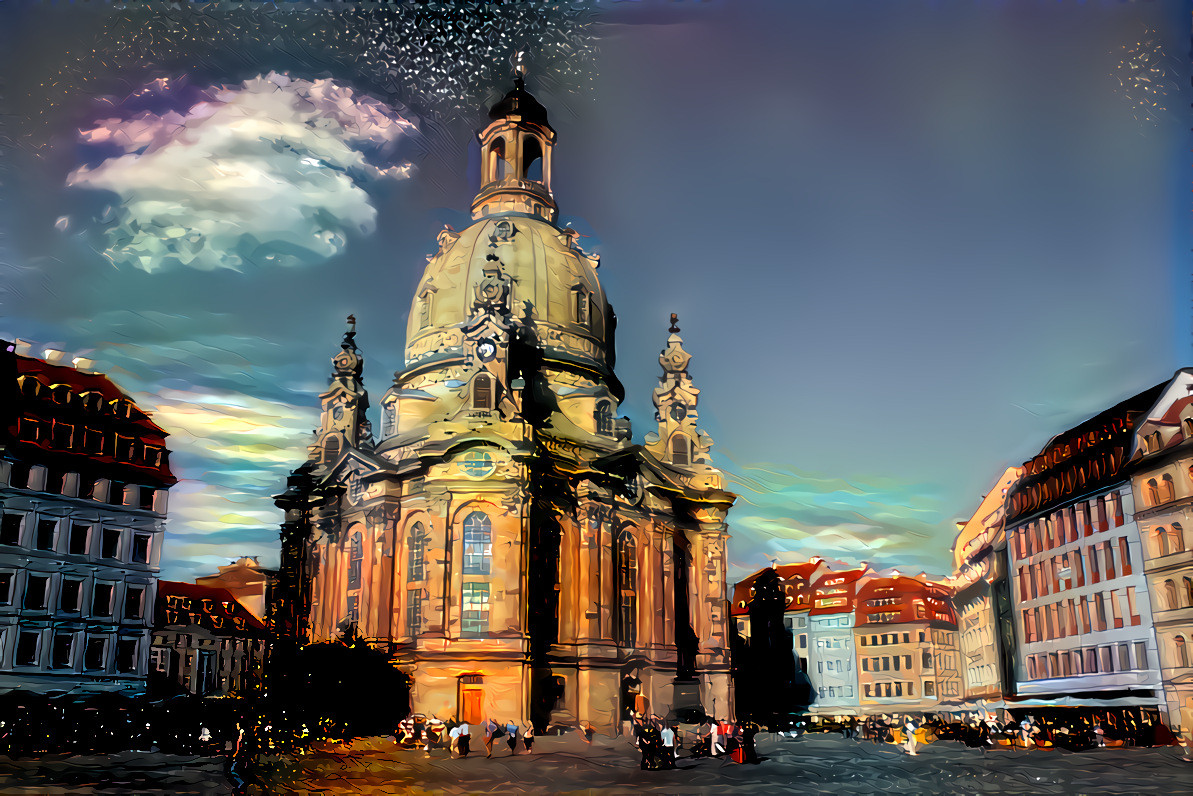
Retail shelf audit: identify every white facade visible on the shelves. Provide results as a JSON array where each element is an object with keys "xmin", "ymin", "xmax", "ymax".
[
  {"xmin": 1008, "ymin": 484, "xmax": 1162, "ymax": 703},
  {"xmin": 808, "ymin": 612, "xmax": 858, "ymax": 711}
]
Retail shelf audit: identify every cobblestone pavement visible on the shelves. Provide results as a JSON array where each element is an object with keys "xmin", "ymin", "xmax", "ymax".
[{"xmin": 3, "ymin": 733, "xmax": 1191, "ymax": 795}]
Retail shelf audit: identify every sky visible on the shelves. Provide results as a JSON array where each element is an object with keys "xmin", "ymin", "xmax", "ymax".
[{"xmin": 0, "ymin": 0, "xmax": 1189, "ymax": 585}]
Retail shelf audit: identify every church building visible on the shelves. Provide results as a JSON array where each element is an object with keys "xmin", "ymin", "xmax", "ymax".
[{"xmin": 277, "ymin": 76, "xmax": 736, "ymax": 734}]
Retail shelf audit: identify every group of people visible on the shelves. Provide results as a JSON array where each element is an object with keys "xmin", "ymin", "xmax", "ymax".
[
  {"xmin": 629, "ymin": 713, "xmax": 760, "ymax": 769},
  {"xmin": 396, "ymin": 716, "xmax": 535, "ymax": 758}
]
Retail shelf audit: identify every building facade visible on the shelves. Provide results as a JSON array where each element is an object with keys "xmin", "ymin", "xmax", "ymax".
[
  {"xmin": 278, "ymin": 78, "xmax": 735, "ymax": 733},
  {"xmin": 151, "ymin": 580, "xmax": 267, "ymax": 697},
  {"xmin": 0, "ymin": 343, "xmax": 175, "ymax": 694},
  {"xmin": 855, "ymin": 575, "xmax": 960, "ymax": 711},
  {"xmin": 808, "ymin": 567, "xmax": 866, "ymax": 712},
  {"xmin": 1004, "ymin": 385, "xmax": 1164, "ymax": 713},
  {"xmin": 1125, "ymin": 369, "xmax": 1193, "ymax": 735},
  {"xmin": 195, "ymin": 556, "xmax": 273, "ymax": 621},
  {"xmin": 948, "ymin": 466, "xmax": 1021, "ymax": 703}
]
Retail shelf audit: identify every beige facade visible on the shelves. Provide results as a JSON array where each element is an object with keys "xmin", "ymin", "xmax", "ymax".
[
  {"xmin": 1127, "ymin": 369, "xmax": 1193, "ymax": 736},
  {"xmin": 286, "ymin": 79, "xmax": 735, "ymax": 734},
  {"xmin": 948, "ymin": 467, "xmax": 1021, "ymax": 702}
]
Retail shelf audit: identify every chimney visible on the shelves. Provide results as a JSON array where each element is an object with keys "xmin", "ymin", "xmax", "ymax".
[
  {"xmin": 43, "ymin": 348, "xmax": 67, "ymax": 364},
  {"xmin": 13, "ymin": 339, "xmax": 33, "ymax": 357}
]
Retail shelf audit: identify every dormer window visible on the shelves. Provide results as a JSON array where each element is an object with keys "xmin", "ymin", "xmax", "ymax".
[
  {"xmin": 573, "ymin": 286, "xmax": 590, "ymax": 326},
  {"xmin": 595, "ymin": 400, "xmax": 614, "ymax": 436},
  {"xmin": 473, "ymin": 373, "xmax": 493, "ymax": 410},
  {"xmin": 418, "ymin": 290, "xmax": 433, "ymax": 330},
  {"xmin": 323, "ymin": 435, "xmax": 341, "ymax": 465}
]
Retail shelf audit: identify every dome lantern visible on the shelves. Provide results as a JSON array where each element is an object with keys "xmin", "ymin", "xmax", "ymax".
[{"xmin": 471, "ymin": 62, "xmax": 557, "ymax": 224}]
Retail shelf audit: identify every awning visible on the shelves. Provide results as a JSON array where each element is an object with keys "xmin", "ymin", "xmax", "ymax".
[{"xmin": 1004, "ymin": 695, "xmax": 1160, "ymax": 708}]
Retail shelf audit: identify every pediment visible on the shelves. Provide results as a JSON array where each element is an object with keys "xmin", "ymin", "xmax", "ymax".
[{"xmin": 321, "ymin": 448, "xmax": 398, "ymax": 485}]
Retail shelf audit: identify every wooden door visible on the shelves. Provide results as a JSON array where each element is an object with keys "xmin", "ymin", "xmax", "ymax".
[{"xmin": 462, "ymin": 687, "xmax": 484, "ymax": 724}]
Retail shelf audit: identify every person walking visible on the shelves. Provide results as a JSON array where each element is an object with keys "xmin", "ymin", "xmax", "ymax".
[
  {"xmin": 709, "ymin": 718, "xmax": 721, "ymax": 757},
  {"xmin": 448, "ymin": 724, "xmax": 461, "ymax": 758},
  {"xmin": 903, "ymin": 716, "xmax": 919, "ymax": 756},
  {"xmin": 523, "ymin": 721, "xmax": 535, "ymax": 754},
  {"xmin": 483, "ymin": 718, "xmax": 496, "ymax": 758},
  {"xmin": 459, "ymin": 721, "xmax": 471, "ymax": 758},
  {"xmin": 660, "ymin": 723, "xmax": 676, "ymax": 768},
  {"xmin": 505, "ymin": 720, "xmax": 518, "ymax": 755}
]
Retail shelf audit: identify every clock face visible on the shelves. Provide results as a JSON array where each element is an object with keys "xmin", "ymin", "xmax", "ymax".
[
  {"xmin": 460, "ymin": 449, "xmax": 497, "ymax": 479},
  {"xmin": 332, "ymin": 405, "xmax": 344, "ymax": 420},
  {"xmin": 477, "ymin": 339, "xmax": 497, "ymax": 362},
  {"xmin": 670, "ymin": 404, "xmax": 687, "ymax": 422}
]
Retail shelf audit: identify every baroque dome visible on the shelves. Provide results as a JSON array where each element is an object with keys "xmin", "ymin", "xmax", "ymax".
[{"xmin": 405, "ymin": 213, "xmax": 611, "ymax": 377}]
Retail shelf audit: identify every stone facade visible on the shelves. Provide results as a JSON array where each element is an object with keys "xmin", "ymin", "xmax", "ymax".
[
  {"xmin": 1125, "ymin": 369, "xmax": 1193, "ymax": 737},
  {"xmin": 277, "ymin": 79, "xmax": 735, "ymax": 734},
  {"xmin": 0, "ymin": 343, "xmax": 175, "ymax": 695}
]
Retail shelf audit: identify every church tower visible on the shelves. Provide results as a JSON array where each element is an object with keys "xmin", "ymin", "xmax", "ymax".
[
  {"xmin": 312, "ymin": 315, "xmax": 373, "ymax": 465},
  {"xmin": 646, "ymin": 314, "xmax": 715, "ymax": 469}
]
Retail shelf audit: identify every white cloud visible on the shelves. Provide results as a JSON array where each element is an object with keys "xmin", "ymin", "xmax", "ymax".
[{"xmin": 67, "ymin": 72, "xmax": 415, "ymax": 272}]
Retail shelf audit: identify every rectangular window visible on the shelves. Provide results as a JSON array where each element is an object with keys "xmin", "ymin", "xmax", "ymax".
[
  {"xmin": 16, "ymin": 630, "xmax": 40, "ymax": 666},
  {"xmin": 1118, "ymin": 538, "xmax": 1132, "ymax": 576},
  {"xmin": 345, "ymin": 594, "xmax": 359, "ymax": 623},
  {"xmin": 1085, "ymin": 648, "xmax": 1098, "ymax": 673},
  {"xmin": 131, "ymin": 534, "xmax": 151, "ymax": 564},
  {"xmin": 462, "ymin": 582, "xmax": 490, "ymax": 635},
  {"xmin": 101, "ymin": 528, "xmax": 121, "ymax": 560},
  {"xmin": 84, "ymin": 636, "xmax": 107, "ymax": 670},
  {"xmin": 884, "ymin": 683, "xmax": 892, "ymax": 697},
  {"xmin": 69, "ymin": 524, "xmax": 90, "ymax": 555},
  {"xmin": 903, "ymin": 633, "xmax": 910, "ymax": 644},
  {"xmin": 893, "ymin": 655, "xmax": 900, "ymax": 671},
  {"xmin": 35, "ymin": 518, "xmax": 56, "ymax": 551},
  {"xmin": 1088, "ymin": 546, "xmax": 1100, "ymax": 583},
  {"xmin": 124, "ymin": 586, "xmax": 145, "ymax": 620},
  {"xmin": 862, "ymin": 658, "xmax": 869, "ymax": 671},
  {"xmin": 115, "ymin": 638, "xmax": 138, "ymax": 673},
  {"xmin": 51, "ymin": 633, "xmax": 74, "ymax": 669},
  {"xmin": 1080, "ymin": 599, "xmax": 1091, "ymax": 634},
  {"xmin": 924, "ymin": 680, "xmax": 935, "ymax": 696},
  {"xmin": 894, "ymin": 682, "xmax": 903, "ymax": 697},
  {"xmin": 882, "ymin": 656, "xmax": 890, "ymax": 671},
  {"xmin": 60, "ymin": 579, "xmax": 82, "ymax": 613},
  {"xmin": 406, "ymin": 589, "xmax": 423, "ymax": 636},
  {"xmin": 904, "ymin": 654, "xmax": 912, "ymax": 669},
  {"xmin": 137, "ymin": 487, "xmax": 155, "ymax": 511},
  {"xmin": 864, "ymin": 684, "xmax": 872, "ymax": 698},
  {"xmin": 1118, "ymin": 643, "xmax": 1131, "ymax": 672},
  {"xmin": 1133, "ymin": 641, "xmax": 1148, "ymax": 670},
  {"xmin": 1094, "ymin": 593, "xmax": 1107, "ymax": 631},
  {"xmin": 1103, "ymin": 541, "xmax": 1116, "ymax": 580},
  {"xmin": 92, "ymin": 583, "xmax": 114, "ymax": 617},
  {"xmin": 24, "ymin": 575, "xmax": 49, "ymax": 610},
  {"xmin": 84, "ymin": 428, "xmax": 104, "ymax": 455},
  {"xmin": 0, "ymin": 513, "xmax": 22, "ymax": 546},
  {"xmin": 1110, "ymin": 589, "xmax": 1123, "ymax": 629},
  {"xmin": 0, "ymin": 572, "xmax": 11, "ymax": 605},
  {"xmin": 52, "ymin": 420, "xmax": 74, "ymax": 448},
  {"xmin": 1100, "ymin": 646, "xmax": 1114, "ymax": 673}
]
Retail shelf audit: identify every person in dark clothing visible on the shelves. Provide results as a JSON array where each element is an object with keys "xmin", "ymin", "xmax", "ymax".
[
  {"xmin": 458, "ymin": 722, "xmax": 471, "ymax": 758},
  {"xmin": 639, "ymin": 722, "xmax": 665, "ymax": 770}
]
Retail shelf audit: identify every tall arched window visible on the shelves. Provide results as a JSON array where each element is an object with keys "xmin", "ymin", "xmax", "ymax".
[
  {"xmin": 348, "ymin": 531, "xmax": 363, "ymax": 589},
  {"xmin": 1164, "ymin": 579, "xmax": 1179, "ymax": 610},
  {"xmin": 324, "ymin": 435, "xmax": 341, "ymax": 465},
  {"xmin": 1146, "ymin": 479, "xmax": 1160, "ymax": 506},
  {"xmin": 523, "ymin": 136, "xmax": 543, "ymax": 182},
  {"xmin": 1185, "ymin": 577, "xmax": 1193, "ymax": 608},
  {"xmin": 489, "ymin": 136, "xmax": 508, "ymax": 181},
  {"xmin": 462, "ymin": 512, "xmax": 492, "ymax": 575},
  {"xmin": 418, "ymin": 289, "xmax": 434, "ymax": 329},
  {"xmin": 617, "ymin": 530, "xmax": 637, "ymax": 647},
  {"xmin": 595, "ymin": 400, "xmax": 614, "ymax": 436},
  {"xmin": 1160, "ymin": 475, "xmax": 1176, "ymax": 503},
  {"xmin": 573, "ymin": 286, "xmax": 590, "ymax": 326},
  {"xmin": 1176, "ymin": 636, "xmax": 1189, "ymax": 668},
  {"xmin": 1156, "ymin": 527, "xmax": 1171, "ymax": 557},
  {"xmin": 1184, "ymin": 418, "xmax": 1193, "ymax": 438},
  {"xmin": 473, "ymin": 374, "xmax": 493, "ymax": 410},
  {"xmin": 670, "ymin": 434, "xmax": 690, "ymax": 466},
  {"xmin": 407, "ymin": 522, "xmax": 426, "ymax": 582},
  {"xmin": 1172, "ymin": 523, "xmax": 1187, "ymax": 555}
]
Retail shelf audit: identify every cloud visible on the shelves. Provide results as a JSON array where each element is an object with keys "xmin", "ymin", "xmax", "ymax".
[
  {"xmin": 722, "ymin": 459, "xmax": 953, "ymax": 582},
  {"xmin": 67, "ymin": 73, "xmax": 415, "ymax": 272}
]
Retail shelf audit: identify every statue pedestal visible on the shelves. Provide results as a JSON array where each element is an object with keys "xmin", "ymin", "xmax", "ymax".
[{"xmin": 670, "ymin": 679, "xmax": 705, "ymax": 723}]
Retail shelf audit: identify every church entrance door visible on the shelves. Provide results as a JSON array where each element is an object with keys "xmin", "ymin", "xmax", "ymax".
[{"xmin": 461, "ymin": 686, "xmax": 485, "ymax": 724}]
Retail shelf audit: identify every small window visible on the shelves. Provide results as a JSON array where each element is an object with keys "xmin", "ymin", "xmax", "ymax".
[
  {"xmin": 0, "ymin": 572, "xmax": 11, "ymax": 604},
  {"xmin": 84, "ymin": 636, "xmax": 107, "ymax": 670},
  {"xmin": 670, "ymin": 434, "xmax": 690, "ymax": 466},
  {"xmin": 324, "ymin": 435, "xmax": 341, "ymax": 465},
  {"xmin": 348, "ymin": 531, "xmax": 363, "ymax": 589},
  {"xmin": 473, "ymin": 374, "xmax": 493, "ymax": 410},
  {"xmin": 131, "ymin": 534, "xmax": 151, "ymax": 564},
  {"xmin": 60, "ymin": 579, "xmax": 82, "ymax": 613},
  {"xmin": 462, "ymin": 582, "xmax": 491, "ymax": 635},
  {"xmin": 69, "ymin": 524, "xmax": 90, "ymax": 556},
  {"xmin": 108, "ymin": 481, "xmax": 126, "ymax": 506},
  {"xmin": 52, "ymin": 421, "xmax": 74, "ymax": 449},
  {"xmin": 84, "ymin": 429, "xmax": 105, "ymax": 455},
  {"xmin": 595, "ymin": 401, "xmax": 614, "ymax": 436},
  {"xmin": 115, "ymin": 639, "xmax": 138, "ymax": 673},
  {"xmin": 101, "ymin": 528, "xmax": 122, "ymax": 560},
  {"xmin": 406, "ymin": 588, "xmax": 423, "ymax": 636},
  {"xmin": 124, "ymin": 586, "xmax": 145, "ymax": 620},
  {"xmin": 44, "ymin": 469, "xmax": 64, "ymax": 495},
  {"xmin": 138, "ymin": 487, "xmax": 155, "ymax": 512},
  {"xmin": 462, "ymin": 512, "xmax": 492, "ymax": 575},
  {"xmin": 418, "ymin": 291, "xmax": 434, "ymax": 329},
  {"xmin": 51, "ymin": 633, "xmax": 74, "ymax": 669},
  {"xmin": 92, "ymin": 583, "xmax": 114, "ymax": 617},
  {"xmin": 573, "ymin": 286, "xmax": 590, "ymax": 326},
  {"xmin": 35, "ymin": 519, "xmax": 56, "ymax": 551},
  {"xmin": 407, "ymin": 523, "xmax": 426, "ymax": 582},
  {"xmin": 0, "ymin": 514, "xmax": 22, "ymax": 546},
  {"xmin": 16, "ymin": 631, "xmax": 40, "ymax": 666},
  {"xmin": 24, "ymin": 575, "xmax": 49, "ymax": 610}
]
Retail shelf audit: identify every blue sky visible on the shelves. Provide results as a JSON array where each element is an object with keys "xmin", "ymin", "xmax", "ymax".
[{"xmin": 1, "ymin": 0, "xmax": 1189, "ymax": 583}]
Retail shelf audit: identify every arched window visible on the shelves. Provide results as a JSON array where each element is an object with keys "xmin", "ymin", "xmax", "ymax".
[
  {"xmin": 18, "ymin": 376, "xmax": 41, "ymax": 399},
  {"xmin": 1160, "ymin": 475, "xmax": 1176, "ymax": 503},
  {"xmin": 1164, "ymin": 579, "xmax": 1179, "ymax": 610},
  {"xmin": 418, "ymin": 290, "xmax": 433, "ymax": 329},
  {"xmin": 489, "ymin": 136, "xmax": 508, "ymax": 181},
  {"xmin": 1184, "ymin": 418, "xmax": 1193, "ymax": 438},
  {"xmin": 523, "ymin": 136, "xmax": 543, "ymax": 181},
  {"xmin": 407, "ymin": 522, "xmax": 426, "ymax": 582},
  {"xmin": 572, "ymin": 286, "xmax": 589, "ymax": 326},
  {"xmin": 462, "ymin": 512, "xmax": 491, "ymax": 575},
  {"xmin": 1185, "ymin": 577, "xmax": 1193, "ymax": 608},
  {"xmin": 323, "ymin": 435, "xmax": 341, "ymax": 465},
  {"xmin": 1146, "ymin": 479, "xmax": 1160, "ymax": 507},
  {"xmin": 473, "ymin": 373, "xmax": 493, "ymax": 410},
  {"xmin": 1155, "ymin": 527, "xmax": 1171, "ymax": 557},
  {"xmin": 595, "ymin": 400, "xmax": 614, "ymax": 436},
  {"xmin": 617, "ymin": 530, "xmax": 637, "ymax": 647},
  {"xmin": 1176, "ymin": 636, "xmax": 1189, "ymax": 668},
  {"xmin": 348, "ymin": 530, "xmax": 363, "ymax": 589},
  {"xmin": 382, "ymin": 401, "xmax": 397, "ymax": 438},
  {"xmin": 670, "ymin": 434, "xmax": 690, "ymax": 466},
  {"xmin": 1172, "ymin": 523, "xmax": 1187, "ymax": 554}
]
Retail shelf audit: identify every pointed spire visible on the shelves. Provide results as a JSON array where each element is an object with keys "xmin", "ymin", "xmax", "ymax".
[{"xmin": 333, "ymin": 315, "xmax": 363, "ymax": 380}]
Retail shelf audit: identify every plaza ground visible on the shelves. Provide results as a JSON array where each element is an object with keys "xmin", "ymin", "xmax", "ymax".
[{"xmin": 2, "ymin": 732, "xmax": 1190, "ymax": 794}]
